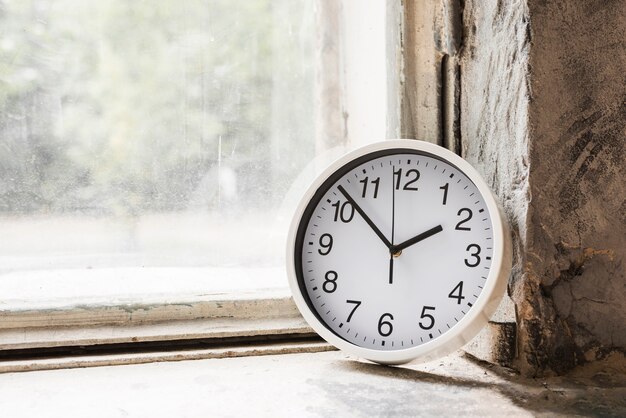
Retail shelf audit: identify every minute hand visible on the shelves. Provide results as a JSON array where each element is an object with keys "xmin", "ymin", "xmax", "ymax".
[
  {"xmin": 337, "ymin": 185, "xmax": 392, "ymax": 249},
  {"xmin": 391, "ymin": 225, "xmax": 443, "ymax": 253}
]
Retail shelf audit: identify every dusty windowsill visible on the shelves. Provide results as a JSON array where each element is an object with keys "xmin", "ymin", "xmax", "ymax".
[
  {"xmin": 1, "ymin": 350, "xmax": 624, "ymax": 417},
  {"xmin": 0, "ymin": 266, "xmax": 288, "ymax": 313},
  {"xmin": 0, "ymin": 266, "xmax": 309, "ymax": 357},
  {"xmin": 0, "ymin": 266, "xmax": 294, "ymax": 326}
]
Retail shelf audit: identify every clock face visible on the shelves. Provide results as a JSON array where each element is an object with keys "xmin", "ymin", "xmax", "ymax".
[{"xmin": 288, "ymin": 141, "xmax": 509, "ymax": 363}]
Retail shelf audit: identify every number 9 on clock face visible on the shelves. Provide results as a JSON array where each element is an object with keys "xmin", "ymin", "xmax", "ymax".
[{"xmin": 286, "ymin": 140, "xmax": 511, "ymax": 365}]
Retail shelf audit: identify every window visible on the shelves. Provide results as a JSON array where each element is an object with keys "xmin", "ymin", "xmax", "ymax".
[
  {"xmin": 0, "ymin": 0, "xmax": 399, "ymax": 351},
  {"xmin": 1, "ymin": 0, "xmax": 314, "ymax": 272}
]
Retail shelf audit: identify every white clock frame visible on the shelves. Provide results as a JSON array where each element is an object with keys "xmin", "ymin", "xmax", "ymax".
[{"xmin": 286, "ymin": 139, "xmax": 512, "ymax": 365}]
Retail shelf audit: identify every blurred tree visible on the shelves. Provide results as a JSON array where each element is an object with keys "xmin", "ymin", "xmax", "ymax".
[{"xmin": 0, "ymin": 0, "xmax": 314, "ymax": 216}]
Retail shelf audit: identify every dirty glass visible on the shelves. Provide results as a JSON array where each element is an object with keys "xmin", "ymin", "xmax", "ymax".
[{"xmin": 0, "ymin": 0, "xmax": 315, "ymax": 284}]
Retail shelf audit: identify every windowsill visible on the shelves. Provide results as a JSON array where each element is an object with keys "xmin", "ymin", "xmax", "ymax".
[
  {"xmin": 1, "ymin": 350, "xmax": 623, "ymax": 417},
  {"xmin": 0, "ymin": 267, "xmax": 301, "ymax": 352},
  {"xmin": 1, "ymin": 266, "xmax": 288, "ymax": 312},
  {"xmin": 0, "ymin": 328, "xmax": 330, "ymax": 373},
  {"xmin": 1, "ymin": 266, "xmax": 291, "ymax": 321}
]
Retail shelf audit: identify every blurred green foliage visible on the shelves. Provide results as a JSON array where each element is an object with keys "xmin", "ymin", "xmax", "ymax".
[{"xmin": 0, "ymin": 0, "xmax": 314, "ymax": 216}]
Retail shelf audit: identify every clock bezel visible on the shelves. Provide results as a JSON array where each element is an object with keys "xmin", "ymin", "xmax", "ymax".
[{"xmin": 286, "ymin": 139, "xmax": 511, "ymax": 365}]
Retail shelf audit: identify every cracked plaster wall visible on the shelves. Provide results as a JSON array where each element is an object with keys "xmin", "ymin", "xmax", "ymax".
[{"xmin": 460, "ymin": 0, "xmax": 625, "ymax": 376}]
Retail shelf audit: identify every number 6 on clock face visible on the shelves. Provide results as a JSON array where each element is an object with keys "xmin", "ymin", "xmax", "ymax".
[{"xmin": 286, "ymin": 140, "xmax": 512, "ymax": 365}]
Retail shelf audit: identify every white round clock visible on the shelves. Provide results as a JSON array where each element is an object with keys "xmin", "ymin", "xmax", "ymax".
[{"xmin": 286, "ymin": 140, "xmax": 512, "ymax": 365}]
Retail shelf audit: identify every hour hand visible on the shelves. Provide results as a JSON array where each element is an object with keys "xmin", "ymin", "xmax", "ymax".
[
  {"xmin": 337, "ymin": 185, "xmax": 392, "ymax": 249},
  {"xmin": 391, "ymin": 225, "xmax": 443, "ymax": 254}
]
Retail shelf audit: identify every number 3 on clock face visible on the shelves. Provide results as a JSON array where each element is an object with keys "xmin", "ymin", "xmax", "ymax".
[{"xmin": 286, "ymin": 140, "xmax": 512, "ymax": 365}]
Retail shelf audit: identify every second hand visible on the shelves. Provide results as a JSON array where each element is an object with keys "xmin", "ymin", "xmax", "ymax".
[{"xmin": 389, "ymin": 165, "xmax": 396, "ymax": 285}]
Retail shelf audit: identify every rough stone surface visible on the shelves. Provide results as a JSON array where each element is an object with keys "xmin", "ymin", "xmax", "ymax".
[
  {"xmin": 460, "ymin": 0, "xmax": 626, "ymax": 376},
  {"xmin": 459, "ymin": 0, "xmax": 531, "ymax": 367},
  {"xmin": 520, "ymin": 0, "xmax": 626, "ymax": 375}
]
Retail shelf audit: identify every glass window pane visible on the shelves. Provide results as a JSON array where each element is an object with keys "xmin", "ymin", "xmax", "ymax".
[
  {"xmin": 0, "ymin": 0, "xmax": 314, "ymax": 272},
  {"xmin": 0, "ymin": 0, "xmax": 390, "ymax": 307}
]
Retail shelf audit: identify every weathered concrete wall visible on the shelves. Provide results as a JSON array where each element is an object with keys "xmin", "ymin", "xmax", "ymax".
[
  {"xmin": 460, "ymin": 0, "xmax": 625, "ymax": 376},
  {"xmin": 521, "ymin": 0, "xmax": 626, "ymax": 375},
  {"xmin": 459, "ymin": 0, "xmax": 531, "ymax": 367},
  {"xmin": 460, "ymin": 1, "xmax": 530, "ymax": 254}
]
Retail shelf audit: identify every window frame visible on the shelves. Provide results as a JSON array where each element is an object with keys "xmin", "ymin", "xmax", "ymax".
[{"xmin": 0, "ymin": 0, "xmax": 404, "ymax": 358}]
